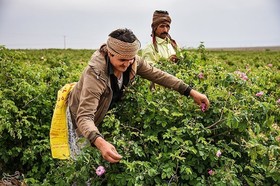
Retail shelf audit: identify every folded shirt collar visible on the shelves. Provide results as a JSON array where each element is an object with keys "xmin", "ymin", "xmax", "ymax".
[{"xmin": 155, "ymin": 36, "xmax": 170, "ymax": 44}]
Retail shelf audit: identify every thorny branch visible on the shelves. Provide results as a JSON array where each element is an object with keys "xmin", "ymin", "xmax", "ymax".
[{"xmin": 206, "ymin": 108, "xmax": 226, "ymax": 129}]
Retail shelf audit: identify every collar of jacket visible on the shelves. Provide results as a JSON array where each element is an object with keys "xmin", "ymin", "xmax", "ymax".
[
  {"xmin": 155, "ymin": 36, "xmax": 171, "ymax": 45},
  {"xmin": 107, "ymin": 55, "xmax": 114, "ymax": 76},
  {"xmin": 88, "ymin": 50, "xmax": 108, "ymax": 81}
]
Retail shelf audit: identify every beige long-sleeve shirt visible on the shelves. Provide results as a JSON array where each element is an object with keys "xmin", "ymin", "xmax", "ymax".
[{"xmin": 142, "ymin": 37, "xmax": 178, "ymax": 64}]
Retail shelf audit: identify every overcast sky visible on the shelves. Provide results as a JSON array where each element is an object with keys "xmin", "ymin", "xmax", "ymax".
[{"xmin": 0, "ymin": 0, "xmax": 280, "ymax": 49}]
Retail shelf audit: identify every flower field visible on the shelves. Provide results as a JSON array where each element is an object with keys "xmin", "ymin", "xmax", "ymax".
[{"xmin": 0, "ymin": 45, "xmax": 279, "ymax": 185}]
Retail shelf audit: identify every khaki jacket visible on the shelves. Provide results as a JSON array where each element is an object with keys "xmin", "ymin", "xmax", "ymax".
[{"xmin": 67, "ymin": 50, "xmax": 188, "ymax": 142}]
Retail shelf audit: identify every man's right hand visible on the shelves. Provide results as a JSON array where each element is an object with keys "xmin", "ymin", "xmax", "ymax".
[
  {"xmin": 169, "ymin": 54, "xmax": 179, "ymax": 63},
  {"xmin": 94, "ymin": 137, "xmax": 122, "ymax": 163},
  {"xmin": 189, "ymin": 89, "xmax": 210, "ymax": 110}
]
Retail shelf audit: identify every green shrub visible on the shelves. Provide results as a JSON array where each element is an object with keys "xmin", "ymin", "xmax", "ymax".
[{"xmin": 0, "ymin": 46, "xmax": 279, "ymax": 185}]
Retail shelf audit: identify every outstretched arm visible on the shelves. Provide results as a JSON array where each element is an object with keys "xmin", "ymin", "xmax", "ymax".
[{"xmin": 93, "ymin": 137, "xmax": 122, "ymax": 163}]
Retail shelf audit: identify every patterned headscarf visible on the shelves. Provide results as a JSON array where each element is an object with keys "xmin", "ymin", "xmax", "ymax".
[
  {"xmin": 107, "ymin": 36, "xmax": 140, "ymax": 59},
  {"xmin": 151, "ymin": 10, "xmax": 178, "ymax": 52}
]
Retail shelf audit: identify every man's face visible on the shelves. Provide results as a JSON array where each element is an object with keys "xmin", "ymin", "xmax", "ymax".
[
  {"xmin": 155, "ymin": 22, "xmax": 170, "ymax": 39},
  {"xmin": 109, "ymin": 53, "xmax": 135, "ymax": 73}
]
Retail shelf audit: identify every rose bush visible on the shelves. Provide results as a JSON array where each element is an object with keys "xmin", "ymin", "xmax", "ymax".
[{"xmin": 0, "ymin": 45, "xmax": 279, "ymax": 185}]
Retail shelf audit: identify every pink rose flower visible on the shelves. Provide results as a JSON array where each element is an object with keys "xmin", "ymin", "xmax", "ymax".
[
  {"xmin": 276, "ymin": 99, "xmax": 280, "ymax": 104},
  {"xmin": 198, "ymin": 72, "xmax": 204, "ymax": 79},
  {"xmin": 267, "ymin": 64, "xmax": 273, "ymax": 67},
  {"xmin": 208, "ymin": 169, "xmax": 214, "ymax": 176},
  {"xmin": 239, "ymin": 72, "xmax": 248, "ymax": 81},
  {"xmin": 255, "ymin": 91, "xmax": 264, "ymax": 97},
  {"xmin": 234, "ymin": 71, "xmax": 248, "ymax": 81},
  {"xmin": 96, "ymin": 166, "xmax": 106, "ymax": 176},
  {"xmin": 241, "ymin": 74, "xmax": 248, "ymax": 81},
  {"xmin": 216, "ymin": 150, "xmax": 222, "ymax": 157},
  {"xmin": 200, "ymin": 103, "xmax": 206, "ymax": 112}
]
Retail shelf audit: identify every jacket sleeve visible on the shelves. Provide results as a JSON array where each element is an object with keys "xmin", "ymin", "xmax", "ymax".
[
  {"xmin": 135, "ymin": 56, "xmax": 188, "ymax": 95},
  {"xmin": 74, "ymin": 68, "xmax": 105, "ymax": 143}
]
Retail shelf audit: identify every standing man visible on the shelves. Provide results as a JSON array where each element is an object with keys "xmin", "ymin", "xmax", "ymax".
[{"xmin": 142, "ymin": 10, "xmax": 180, "ymax": 64}]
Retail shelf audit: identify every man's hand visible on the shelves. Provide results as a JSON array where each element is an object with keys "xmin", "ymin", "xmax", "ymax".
[
  {"xmin": 169, "ymin": 55, "xmax": 179, "ymax": 63},
  {"xmin": 94, "ymin": 137, "xmax": 122, "ymax": 163},
  {"xmin": 189, "ymin": 89, "xmax": 210, "ymax": 110}
]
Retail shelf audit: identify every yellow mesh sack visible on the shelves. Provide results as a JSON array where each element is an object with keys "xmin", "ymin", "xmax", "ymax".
[{"xmin": 50, "ymin": 82, "xmax": 76, "ymax": 159}]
